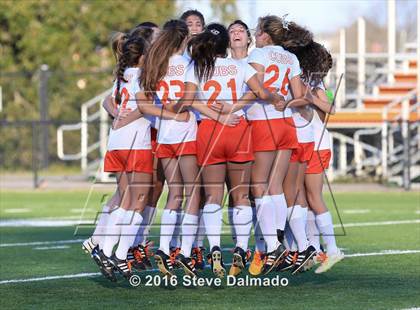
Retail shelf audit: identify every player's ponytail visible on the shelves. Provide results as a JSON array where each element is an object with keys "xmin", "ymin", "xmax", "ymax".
[
  {"xmin": 258, "ymin": 15, "xmax": 312, "ymax": 52},
  {"xmin": 110, "ymin": 31, "xmax": 128, "ymax": 63},
  {"xmin": 294, "ymin": 41, "xmax": 332, "ymax": 87},
  {"xmin": 141, "ymin": 19, "xmax": 189, "ymax": 98},
  {"xmin": 189, "ymin": 23, "xmax": 229, "ymax": 82},
  {"xmin": 114, "ymin": 36, "xmax": 148, "ymax": 106}
]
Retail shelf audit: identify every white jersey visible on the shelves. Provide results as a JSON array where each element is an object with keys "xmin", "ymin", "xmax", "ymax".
[
  {"xmin": 108, "ymin": 68, "xmax": 151, "ymax": 150},
  {"xmin": 246, "ymin": 45, "xmax": 301, "ymax": 120},
  {"xmin": 155, "ymin": 54, "xmax": 197, "ymax": 144},
  {"xmin": 292, "ymin": 108, "xmax": 314, "ymax": 143},
  {"xmin": 185, "ymin": 57, "xmax": 257, "ymax": 119},
  {"xmin": 309, "ymin": 82, "xmax": 331, "ymax": 150}
]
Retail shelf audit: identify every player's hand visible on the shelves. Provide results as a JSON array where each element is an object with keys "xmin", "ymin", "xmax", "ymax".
[
  {"xmin": 165, "ymin": 99, "xmax": 177, "ymax": 113},
  {"xmin": 273, "ymin": 95, "xmax": 287, "ymax": 111},
  {"xmin": 211, "ymin": 101, "xmax": 233, "ymax": 114},
  {"xmin": 218, "ymin": 113, "xmax": 241, "ymax": 127},
  {"xmin": 117, "ymin": 107, "xmax": 132, "ymax": 120}
]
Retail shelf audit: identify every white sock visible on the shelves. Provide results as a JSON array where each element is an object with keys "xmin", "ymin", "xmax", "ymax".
[
  {"xmin": 228, "ymin": 207, "xmax": 237, "ymax": 244},
  {"xmin": 270, "ymin": 194, "xmax": 288, "ymax": 231},
  {"xmin": 252, "ymin": 207, "xmax": 265, "ymax": 252},
  {"xmin": 180, "ymin": 213, "xmax": 199, "ymax": 257},
  {"xmin": 91, "ymin": 203, "xmax": 111, "ymax": 249},
  {"xmin": 316, "ymin": 211, "xmax": 339, "ymax": 255},
  {"xmin": 287, "ymin": 205, "xmax": 308, "ymax": 252},
  {"xmin": 232, "ymin": 205, "xmax": 253, "ymax": 250},
  {"xmin": 306, "ymin": 210, "xmax": 321, "ymax": 252},
  {"xmin": 202, "ymin": 204, "xmax": 222, "ymax": 249},
  {"xmin": 133, "ymin": 206, "xmax": 156, "ymax": 246},
  {"xmin": 193, "ymin": 210, "xmax": 206, "ymax": 248},
  {"xmin": 170, "ymin": 209, "xmax": 183, "ymax": 249},
  {"xmin": 284, "ymin": 223, "xmax": 298, "ymax": 251},
  {"xmin": 159, "ymin": 209, "xmax": 178, "ymax": 255},
  {"xmin": 115, "ymin": 210, "xmax": 143, "ymax": 260},
  {"xmin": 255, "ymin": 196, "xmax": 279, "ymax": 252},
  {"xmin": 102, "ymin": 207, "xmax": 126, "ymax": 257}
]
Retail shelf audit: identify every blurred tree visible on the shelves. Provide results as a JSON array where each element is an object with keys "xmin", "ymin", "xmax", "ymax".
[
  {"xmin": 210, "ymin": 0, "xmax": 239, "ymax": 24},
  {"xmin": 0, "ymin": 0, "xmax": 175, "ymax": 169}
]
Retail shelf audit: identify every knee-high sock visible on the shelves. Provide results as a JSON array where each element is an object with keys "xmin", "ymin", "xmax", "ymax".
[
  {"xmin": 159, "ymin": 209, "xmax": 178, "ymax": 255},
  {"xmin": 252, "ymin": 207, "xmax": 266, "ymax": 252},
  {"xmin": 284, "ymin": 223, "xmax": 298, "ymax": 251},
  {"xmin": 255, "ymin": 196, "xmax": 278, "ymax": 253},
  {"xmin": 170, "ymin": 209, "xmax": 183, "ymax": 249},
  {"xmin": 287, "ymin": 205, "xmax": 308, "ymax": 252},
  {"xmin": 316, "ymin": 211, "xmax": 339, "ymax": 255},
  {"xmin": 115, "ymin": 210, "xmax": 143, "ymax": 260},
  {"xmin": 102, "ymin": 207, "xmax": 126, "ymax": 257},
  {"xmin": 306, "ymin": 210, "xmax": 321, "ymax": 252},
  {"xmin": 270, "ymin": 194, "xmax": 288, "ymax": 231},
  {"xmin": 91, "ymin": 203, "xmax": 112, "ymax": 249},
  {"xmin": 180, "ymin": 213, "xmax": 199, "ymax": 257},
  {"xmin": 192, "ymin": 209, "xmax": 206, "ymax": 248},
  {"xmin": 228, "ymin": 207, "xmax": 237, "ymax": 244},
  {"xmin": 133, "ymin": 206, "xmax": 156, "ymax": 246},
  {"xmin": 232, "ymin": 205, "xmax": 253, "ymax": 250},
  {"xmin": 202, "ymin": 204, "xmax": 222, "ymax": 249}
]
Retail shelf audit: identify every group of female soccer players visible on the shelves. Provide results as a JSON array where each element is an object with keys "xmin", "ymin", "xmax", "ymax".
[{"xmin": 82, "ymin": 9, "xmax": 344, "ymax": 283}]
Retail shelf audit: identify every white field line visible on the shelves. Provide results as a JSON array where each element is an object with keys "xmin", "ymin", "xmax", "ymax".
[
  {"xmin": 0, "ymin": 219, "xmax": 92, "ymax": 227},
  {"xmin": 3, "ymin": 208, "xmax": 30, "ymax": 214},
  {"xmin": 343, "ymin": 209, "xmax": 371, "ymax": 214},
  {"xmin": 1, "ymin": 249, "xmax": 419, "ymax": 285},
  {"xmin": 0, "ymin": 218, "xmax": 419, "ymax": 248},
  {"xmin": 34, "ymin": 245, "xmax": 70, "ymax": 250}
]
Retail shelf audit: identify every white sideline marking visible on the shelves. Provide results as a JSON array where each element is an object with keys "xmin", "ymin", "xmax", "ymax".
[
  {"xmin": 415, "ymin": 210, "xmax": 420, "ymax": 215},
  {"xmin": 3, "ymin": 208, "xmax": 30, "ymax": 214},
  {"xmin": 0, "ymin": 249, "xmax": 419, "ymax": 285},
  {"xmin": 0, "ymin": 239, "xmax": 85, "ymax": 248},
  {"xmin": 0, "ymin": 219, "xmax": 91, "ymax": 227},
  {"xmin": 34, "ymin": 245, "xmax": 70, "ymax": 250},
  {"xmin": 335, "ymin": 219, "xmax": 420, "ymax": 228},
  {"xmin": 343, "ymin": 209, "xmax": 371, "ymax": 214},
  {"xmin": 0, "ymin": 219, "xmax": 419, "ymax": 248},
  {"xmin": 70, "ymin": 208, "xmax": 96, "ymax": 213}
]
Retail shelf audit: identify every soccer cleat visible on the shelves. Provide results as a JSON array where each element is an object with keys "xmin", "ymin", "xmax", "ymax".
[
  {"xmin": 93, "ymin": 249, "xmax": 117, "ymax": 282},
  {"xmin": 229, "ymin": 247, "xmax": 251, "ymax": 277},
  {"xmin": 128, "ymin": 247, "xmax": 146, "ymax": 271},
  {"xmin": 138, "ymin": 240, "xmax": 154, "ymax": 269},
  {"xmin": 315, "ymin": 250, "xmax": 344, "ymax": 274},
  {"xmin": 277, "ymin": 251, "xmax": 298, "ymax": 272},
  {"xmin": 82, "ymin": 237, "xmax": 97, "ymax": 255},
  {"xmin": 170, "ymin": 247, "xmax": 181, "ymax": 269},
  {"xmin": 249, "ymin": 250, "xmax": 265, "ymax": 276},
  {"xmin": 175, "ymin": 253, "xmax": 197, "ymax": 277},
  {"xmin": 261, "ymin": 242, "xmax": 287, "ymax": 275},
  {"xmin": 303, "ymin": 251, "xmax": 326, "ymax": 271},
  {"xmin": 209, "ymin": 246, "xmax": 226, "ymax": 278},
  {"xmin": 108, "ymin": 255, "xmax": 133, "ymax": 279},
  {"xmin": 291, "ymin": 245, "xmax": 317, "ymax": 275},
  {"xmin": 191, "ymin": 247, "xmax": 206, "ymax": 270},
  {"xmin": 154, "ymin": 249, "xmax": 173, "ymax": 277}
]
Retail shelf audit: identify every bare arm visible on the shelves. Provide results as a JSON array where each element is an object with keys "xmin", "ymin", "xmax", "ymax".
[
  {"xmin": 172, "ymin": 82, "xmax": 197, "ymax": 113},
  {"xmin": 312, "ymin": 88, "xmax": 336, "ymax": 115},
  {"xmin": 191, "ymin": 102, "xmax": 240, "ymax": 126},
  {"xmin": 113, "ymin": 109, "xmax": 143, "ymax": 130},
  {"xmin": 136, "ymin": 92, "xmax": 189, "ymax": 121},
  {"xmin": 102, "ymin": 94, "xmax": 118, "ymax": 118}
]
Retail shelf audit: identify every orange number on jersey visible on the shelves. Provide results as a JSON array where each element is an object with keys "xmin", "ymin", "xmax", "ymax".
[
  {"xmin": 120, "ymin": 87, "xmax": 130, "ymax": 109},
  {"xmin": 157, "ymin": 80, "xmax": 184, "ymax": 104},
  {"xmin": 280, "ymin": 68, "xmax": 290, "ymax": 96},
  {"xmin": 203, "ymin": 80, "xmax": 222, "ymax": 105},
  {"xmin": 263, "ymin": 65, "xmax": 279, "ymax": 93},
  {"xmin": 226, "ymin": 78, "xmax": 237, "ymax": 104}
]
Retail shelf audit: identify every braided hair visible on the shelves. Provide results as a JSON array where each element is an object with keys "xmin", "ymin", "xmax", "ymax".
[{"xmin": 114, "ymin": 36, "xmax": 148, "ymax": 106}]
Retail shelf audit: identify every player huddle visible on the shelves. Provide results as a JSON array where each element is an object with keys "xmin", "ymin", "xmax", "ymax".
[{"xmin": 82, "ymin": 10, "xmax": 344, "ymax": 283}]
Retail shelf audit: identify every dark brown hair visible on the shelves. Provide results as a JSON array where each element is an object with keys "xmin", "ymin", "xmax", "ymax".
[
  {"xmin": 189, "ymin": 23, "xmax": 229, "ymax": 82},
  {"xmin": 114, "ymin": 36, "xmax": 148, "ymax": 105},
  {"xmin": 228, "ymin": 19, "xmax": 252, "ymax": 47},
  {"xmin": 258, "ymin": 15, "xmax": 312, "ymax": 50},
  {"xmin": 180, "ymin": 9, "xmax": 205, "ymax": 26},
  {"xmin": 295, "ymin": 41, "xmax": 332, "ymax": 87},
  {"xmin": 110, "ymin": 31, "xmax": 128, "ymax": 63},
  {"xmin": 140, "ymin": 19, "xmax": 189, "ymax": 98}
]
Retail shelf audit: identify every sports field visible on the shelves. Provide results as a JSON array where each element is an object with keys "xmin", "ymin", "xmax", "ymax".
[{"xmin": 0, "ymin": 190, "xmax": 419, "ymax": 309}]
